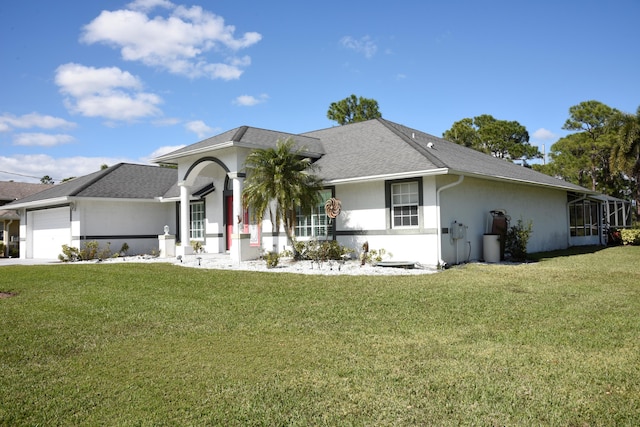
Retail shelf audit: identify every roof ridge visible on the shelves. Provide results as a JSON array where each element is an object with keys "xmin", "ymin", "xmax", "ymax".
[
  {"xmin": 377, "ymin": 118, "xmax": 448, "ymax": 168},
  {"xmin": 231, "ymin": 126, "xmax": 249, "ymax": 141}
]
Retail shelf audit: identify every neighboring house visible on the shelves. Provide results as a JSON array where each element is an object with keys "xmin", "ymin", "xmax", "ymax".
[
  {"xmin": 0, "ymin": 181, "xmax": 52, "ymax": 256},
  {"xmin": 8, "ymin": 118, "xmax": 619, "ymax": 265}
]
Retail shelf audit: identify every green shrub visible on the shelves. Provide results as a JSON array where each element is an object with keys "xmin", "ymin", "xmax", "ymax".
[
  {"xmin": 621, "ymin": 228, "xmax": 640, "ymax": 245},
  {"xmin": 80, "ymin": 240, "xmax": 100, "ymax": 260},
  {"xmin": 191, "ymin": 240, "xmax": 203, "ymax": 253},
  {"xmin": 505, "ymin": 218, "xmax": 533, "ymax": 262},
  {"xmin": 264, "ymin": 251, "xmax": 279, "ymax": 268},
  {"xmin": 360, "ymin": 243, "xmax": 392, "ymax": 265},
  {"xmin": 293, "ymin": 239, "xmax": 353, "ymax": 262},
  {"xmin": 0, "ymin": 242, "xmax": 5, "ymax": 256},
  {"xmin": 59, "ymin": 244, "xmax": 81, "ymax": 262}
]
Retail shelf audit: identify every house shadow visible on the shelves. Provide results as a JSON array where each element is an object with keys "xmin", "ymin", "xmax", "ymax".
[{"xmin": 528, "ymin": 245, "xmax": 607, "ymax": 262}]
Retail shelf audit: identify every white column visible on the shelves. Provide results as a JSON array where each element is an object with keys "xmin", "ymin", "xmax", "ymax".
[
  {"xmin": 228, "ymin": 172, "xmax": 245, "ymax": 263},
  {"xmin": 178, "ymin": 182, "xmax": 193, "ymax": 255}
]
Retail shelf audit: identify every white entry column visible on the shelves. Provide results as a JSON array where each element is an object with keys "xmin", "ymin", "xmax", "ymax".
[
  {"xmin": 228, "ymin": 172, "xmax": 245, "ymax": 263},
  {"xmin": 178, "ymin": 182, "xmax": 193, "ymax": 255}
]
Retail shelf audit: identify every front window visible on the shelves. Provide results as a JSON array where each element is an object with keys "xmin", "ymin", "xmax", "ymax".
[
  {"xmin": 295, "ymin": 189, "xmax": 333, "ymax": 238},
  {"xmin": 391, "ymin": 181, "xmax": 419, "ymax": 228},
  {"xmin": 190, "ymin": 201, "xmax": 205, "ymax": 240}
]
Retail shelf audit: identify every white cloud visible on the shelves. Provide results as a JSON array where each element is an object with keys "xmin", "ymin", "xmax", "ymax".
[
  {"xmin": 80, "ymin": 3, "xmax": 261, "ymax": 80},
  {"xmin": 153, "ymin": 117, "xmax": 181, "ymax": 126},
  {"xmin": 233, "ymin": 94, "xmax": 268, "ymax": 107},
  {"xmin": 0, "ymin": 154, "xmax": 133, "ymax": 183},
  {"xmin": 55, "ymin": 63, "xmax": 162, "ymax": 121},
  {"xmin": 127, "ymin": 0, "xmax": 174, "ymax": 12},
  {"xmin": 532, "ymin": 128, "xmax": 557, "ymax": 141},
  {"xmin": 13, "ymin": 133, "xmax": 75, "ymax": 147},
  {"xmin": 340, "ymin": 35, "xmax": 377, "ymax": 59},
  {"xmin": 0, "ymin": 112, "xmax": 76, "ymax": 132},
  {"xmin": 185, "ymin": 120, "xmax": 215, "ymax": 138}
]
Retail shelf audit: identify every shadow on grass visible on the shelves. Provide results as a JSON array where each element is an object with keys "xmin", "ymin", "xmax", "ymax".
[{"xmin": 529, "ymin": 245, "xmax": 608, "ymax": 262}]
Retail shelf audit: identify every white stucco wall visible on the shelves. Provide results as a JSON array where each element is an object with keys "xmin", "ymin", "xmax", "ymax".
[
  {"xmin": 330, "ymin": 177, "xmax": 440, "ymax": 266},
  {"xmin": 73, "ymin": 199, "xmax": 176, "ymax": 256},
  {"xmin": 438, "ymin": 176, "xmax": 570, "ymax": 264}
]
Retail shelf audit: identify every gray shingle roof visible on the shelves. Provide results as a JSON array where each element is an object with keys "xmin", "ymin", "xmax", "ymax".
[
  {"xmin": 304, "ymin": 119, "xmax": 444, "ymax": 181},
  {"xmin": 154, "ymin": 126, "xmax": 324, "ymax": 162},
  {"xmin": 304, "ymin": 118, "xmax": 591, "ymax": 193},
  {"xmin": 6, "ymin": 163, "xmax": 178, "ymax": 207}
]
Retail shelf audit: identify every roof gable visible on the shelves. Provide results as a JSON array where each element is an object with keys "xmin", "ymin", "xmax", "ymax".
[
  {"xmin": 154, "ymin": 126, "xmax": 325, "ymax": 162},
  {"xmin": 6, "ymin": 164, "xmax": 178, "ymax": 207}
]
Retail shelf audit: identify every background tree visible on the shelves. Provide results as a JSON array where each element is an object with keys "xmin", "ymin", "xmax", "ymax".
[
  {"xmin": 40, "ymin": 175, "xmax": 54, "ymax": 184},
  {"xmin": 549, "ymin": 100, "xmax": 622, "ymax": 193},
  {"xmin": 443, "ymin": 114, "xmax": 541, "ymax": 162},
  {"xmin": 242, "ymin": 138, "xmax": 323, "ymax": 255},
  {"xmin": 327, "ymin": 94, "xmax": 381, "ymax": 125},
  {"xmin": 610, "ymin": 106, "xmax": 640, "ymax": 217}
]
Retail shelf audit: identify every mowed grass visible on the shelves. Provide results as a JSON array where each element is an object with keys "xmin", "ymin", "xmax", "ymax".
[{"xmin": 1, "ymin": 246, "xmax": 639, "ymax": 426}]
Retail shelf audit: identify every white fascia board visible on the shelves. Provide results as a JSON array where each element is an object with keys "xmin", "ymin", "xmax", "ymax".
[
  {"xmin": 156, "ymin": 196, "xmax": 180, "ymax": 203},
  {"xmin": 78, "ymin": 197, "xmax": 168, "ymax": 204},
  {"xmin": 152, "ymin": 141, "xmax": 235, "ymax": 163},
  {"xmin": 324, "ymin": 168, "xmax": 449, "ymax": 185},
  {"xmin": 6, "ymin": 196, "xmax": 71, "ymax": 210}
]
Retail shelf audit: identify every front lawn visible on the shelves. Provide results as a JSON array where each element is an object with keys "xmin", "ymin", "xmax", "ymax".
[{"xmin": 1, "ymin": 246, "xmax": 639, "ymax": 426}]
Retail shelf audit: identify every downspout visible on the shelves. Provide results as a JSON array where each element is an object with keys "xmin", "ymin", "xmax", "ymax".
[{"xmin": 436, "ymin": 175, "xmax": 464, "ymax": 268}]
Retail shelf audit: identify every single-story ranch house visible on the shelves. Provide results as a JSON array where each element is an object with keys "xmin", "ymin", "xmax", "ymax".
[{"xmin": 8, "ymin": 118, "xmax": 627, "ymax": 265}]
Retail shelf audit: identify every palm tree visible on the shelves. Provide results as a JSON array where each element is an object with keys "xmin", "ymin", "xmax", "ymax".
[
  {"xmin": 611, "ymin": 106, "xmax": 640, "ymax": 219},
  {"xmin": 242, "ymin": 138, "xmax": 323, "ymax": 254}
]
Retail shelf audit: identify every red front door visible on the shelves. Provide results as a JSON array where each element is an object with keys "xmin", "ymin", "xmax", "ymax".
[{"xmin": 226, "ymin": 196, "xmax": 233, "ymax": 250}]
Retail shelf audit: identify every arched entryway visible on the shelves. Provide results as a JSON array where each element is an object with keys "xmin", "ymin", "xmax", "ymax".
[{"xmin": 178, "ymin": 157, "xmax": 241, "ymax": 256}]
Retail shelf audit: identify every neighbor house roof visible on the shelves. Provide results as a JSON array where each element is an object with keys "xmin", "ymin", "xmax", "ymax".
[
  {"xmin": 6, "ymin": 163, "xmax": 179, "ymax": 209},
  {"xmin": 153, "ymin": 125, "xmax": 325, "ymax": 163},
  {"xmin": 303, "ymin": 118, "xmax": 593, "ymax": 193},
  {"xmin": 0, "ymin": 181, "xmax": 52, "ymax": 204},
  {"xmin": 0, "ymin": 181, "xmax": 53, "ymax": 220}
]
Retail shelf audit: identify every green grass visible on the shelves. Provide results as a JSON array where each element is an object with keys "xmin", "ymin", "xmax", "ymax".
[{"xmin": 1, "ymin": 246, "xmax": 639, "ymax": 426}]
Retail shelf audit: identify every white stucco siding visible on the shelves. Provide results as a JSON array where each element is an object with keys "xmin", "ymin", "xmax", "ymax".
[
  {"xmin": 331, "ymin": 178, "xmax": 439, "ymax": 265},
  {"xmin": 335, "ymin": 181, "xmax": 387, "ymax": 231},
  {"xmin": 204, "ymin": 191, "xmax": 225, "ymax": 253},
  {"xmin": 76, "ymin": 199, "xmax": 176, "ymax": 255},
  {"xmin": 438, "ymin": 176, "xmax": 570, "ymax": 263}
]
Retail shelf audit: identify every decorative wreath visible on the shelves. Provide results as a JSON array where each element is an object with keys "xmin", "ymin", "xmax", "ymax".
[{"xmin": 324, "ymin": 197, "xmax": 342, "ymax": 219}]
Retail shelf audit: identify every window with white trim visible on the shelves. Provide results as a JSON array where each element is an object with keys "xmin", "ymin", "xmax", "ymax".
[
  {"xmin": 190, "ymin": 201, "xmax": 205, "ymax": 240},
  {"xmin": 391, "ymin": 181, "xmax": 419, "ymax": 228},
  {"xmin": 295, "ymin": 189, "xmax": 333, "ymax": 238}
]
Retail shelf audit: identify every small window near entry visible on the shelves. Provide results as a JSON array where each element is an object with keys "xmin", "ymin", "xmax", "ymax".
[
  {"xmin": 391, "ymin": 181, "xmax": 419, "ymax": 228},
  {"xmin": 295, "ymin": 189, "xmax": 333, "ymax": 238},
  {"xmin": 190, "ymin": 201, "xmax": 205, "ymax": 240}
]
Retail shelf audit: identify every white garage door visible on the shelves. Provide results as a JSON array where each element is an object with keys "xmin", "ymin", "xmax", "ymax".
[{"xmin": 31, "ymin": 207, "xmax": 71, "ymax": 259}]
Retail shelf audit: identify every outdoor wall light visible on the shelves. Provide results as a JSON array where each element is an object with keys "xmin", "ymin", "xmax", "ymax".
[{"xmin": 163, "ymin": 225, "xmax": 170, "ymax": 235}]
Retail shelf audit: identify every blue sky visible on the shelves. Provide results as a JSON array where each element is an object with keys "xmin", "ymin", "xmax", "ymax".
[{"xmin": 1, "ymin": 0, "xmax": 639, "ymax": 183}]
